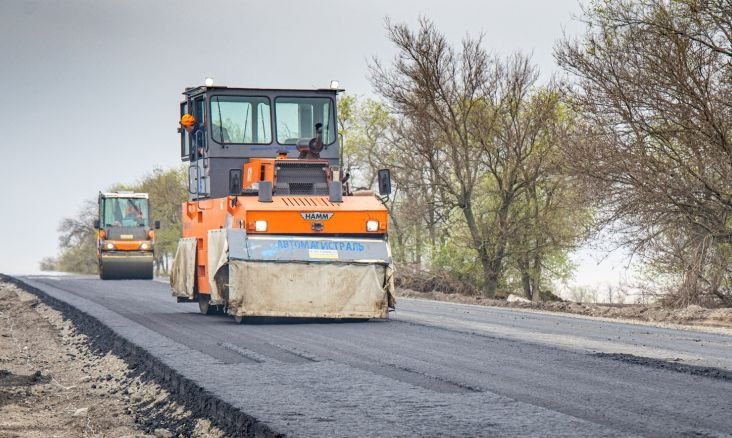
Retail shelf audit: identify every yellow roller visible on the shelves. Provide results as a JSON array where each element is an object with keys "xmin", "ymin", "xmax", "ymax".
[{"xmin": 94, "ymin": 192, "xmax": 160, "ymax": 280}]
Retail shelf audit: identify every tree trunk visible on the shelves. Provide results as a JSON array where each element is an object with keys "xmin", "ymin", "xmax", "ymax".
[
  {"xmin": 531, "ymin": 252, "xmax": 542, "ymax": 302},
  {"xmin": 415, "ymin": 222, "xmax": 423, "ymax": 266},
  {"xmin": 484, "ymin": 272, "xmax": 499, "ymax": 298},
  {"xmin": 521, "ymin": 267, "xmax": 533, "ymax": 300}
]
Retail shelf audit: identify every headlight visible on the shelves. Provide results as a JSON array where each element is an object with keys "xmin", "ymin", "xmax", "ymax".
[
  {"xmin": 255, "ymin": 220, "xmax": 268, "ymax": 232},
  {"xmin": 366, "ymin": 220, "xmax": 379, "ymax": 232},
  {"xmin": 105, "ymin": 242, "xmax": 115, "ymax": 250},
  {"xmin": 140, "ymin": 242, "xmax": 150, "ymax": 250}
]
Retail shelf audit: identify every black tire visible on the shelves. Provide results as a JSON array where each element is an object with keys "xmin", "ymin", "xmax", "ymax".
[
  {"xmin": 198, "ymin": 294, "xmax": 218, "ymax": 315},
  {"xmin": 212, "ymin": 266, "xmax": 230, "ymax": 317}
]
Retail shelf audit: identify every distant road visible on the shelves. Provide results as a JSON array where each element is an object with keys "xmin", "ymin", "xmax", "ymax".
[{"xmin": 16, "ymin": 274, "xmax": 732, "ymax": 437}]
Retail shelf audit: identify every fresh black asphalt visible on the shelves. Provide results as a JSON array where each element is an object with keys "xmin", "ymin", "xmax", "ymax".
[{"xmin": 12, "ymin": 274, "xmax": 732, "ymax": 437}]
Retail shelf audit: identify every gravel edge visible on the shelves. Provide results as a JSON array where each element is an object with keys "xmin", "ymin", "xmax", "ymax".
[{"xmin": 1, "ymin": 274, "xmax": 282, "ymax": 438}]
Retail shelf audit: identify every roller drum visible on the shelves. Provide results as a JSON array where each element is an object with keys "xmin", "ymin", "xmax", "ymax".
[{"xmin": 99, "ymin": 252, "xmax": 154, "ymax": 280}]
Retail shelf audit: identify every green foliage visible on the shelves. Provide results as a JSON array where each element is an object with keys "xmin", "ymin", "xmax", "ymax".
[
  {"xmin": 431, "ymin": 236, "xmax": 484, "ymax": 289},
  {"xmin": 135, "ymin": 166, "xmax": 188, "ymax": 274},
  {"xmin": 56, "ymin": 232, "xmax": 98, "ymax": 274},
  {"xmin": 338, "ymin": 95, "xmax": 393, "ymax": 190}
]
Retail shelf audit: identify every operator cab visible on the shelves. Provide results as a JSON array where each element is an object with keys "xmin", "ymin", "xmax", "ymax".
[
  {"xmin": 180, "ymin": 85, "xmax": 342, "ymax": 200},
  {"xmin": 95, "ymin": 192, "xmax": 153, "ymax": 240}
]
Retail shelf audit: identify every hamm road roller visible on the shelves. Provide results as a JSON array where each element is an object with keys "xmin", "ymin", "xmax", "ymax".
[
  {"xmin": 94, "ymin": 192, "xmax": 159, "ymax": 279},
  {"xmin": 170, "ymin": 82, "xmax": 395, "ymax": 321}
]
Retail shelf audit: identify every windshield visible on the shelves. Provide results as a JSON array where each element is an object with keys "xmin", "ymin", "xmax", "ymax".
[
  {"xmin": 101, "ymin": 198, "xmax": 149, "ymax": 228},
  {"xmin": 275, "ymin": 97, "xmax": 335, "ymax": 145},
  {"xmin": 210, "ymin": 96, "xmax": 272, "ymax": 144}
]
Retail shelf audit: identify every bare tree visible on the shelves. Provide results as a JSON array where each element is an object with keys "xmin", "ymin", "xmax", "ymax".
[
  {"xmin": 55, "ymin": 199, "xmax": 99, "ymax": 274},
  {"xmin": 38, "ymin": 257, "xmax": 57, "ymax": 272},
  {"xmin": 556, "ymin": 0, "xmax": 732, "ymax": 305},
  {"xmin": 480, "ymin": 56, "xmax": 584, "ymax": 301},
  {"xmin": 371, "ymin": 18, "xmax": 503, "ymax": 297},
  {"xmin": 372, "ymin": 18, "xmax": 583, "ymax": 298}
]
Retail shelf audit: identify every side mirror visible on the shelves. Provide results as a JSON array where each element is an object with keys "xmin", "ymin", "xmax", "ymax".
[
  {"xmin": 378, "ymin": 169, "xmax": 392, "ymax": 196},
  {"xmin": 154, "ymin": 220, "xmax": 161, "ymax": 230},
  {"xmin": 93, "ymin": 219, "xmax": 100, "ymax": 229},
  {"xmin": 229, "ymin": 169, "xmax": 242, "ymax": 196}
]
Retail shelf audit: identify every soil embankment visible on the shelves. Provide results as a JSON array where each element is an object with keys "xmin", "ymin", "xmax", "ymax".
[{"xmin": 0, "ymin": 280, "xmax": 225, "ymax": 437}]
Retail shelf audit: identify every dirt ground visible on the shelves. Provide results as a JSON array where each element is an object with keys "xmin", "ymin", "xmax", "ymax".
[
  {"xmin": 398, "ymin": 289, "xmax": 732, "ymax": 330},
  {"xmin": 0, "ymin": 281, "xmax": 225, "ymax": 438}
]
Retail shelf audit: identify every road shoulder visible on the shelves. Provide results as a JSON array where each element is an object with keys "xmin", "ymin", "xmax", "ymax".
[{"xmin": 0, "ymin": 278, "xmax": 225, "ymax": 437}]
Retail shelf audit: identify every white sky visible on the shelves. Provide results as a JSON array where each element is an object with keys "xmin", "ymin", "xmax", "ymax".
[{"xmin": 0, "ymin": 0, "xmax": 616, "ymax": 285}]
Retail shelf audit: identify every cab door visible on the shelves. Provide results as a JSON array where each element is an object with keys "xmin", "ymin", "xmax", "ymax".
[{"xmin": 186, "ymin": 96, "xmax": 209, "ymax": 198}]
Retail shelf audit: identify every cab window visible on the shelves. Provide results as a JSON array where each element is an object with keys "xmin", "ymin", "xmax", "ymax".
[
  {"xmin": 102, "ymin": 198, "xmax": 149, "ymax": 228},
  {"xmin": 210, "ymin": 96, "xmax": 272, "ymax": 144},
  {"xmin": 275, "ymin": 97, "xmax": 335, "ymax": 145}
]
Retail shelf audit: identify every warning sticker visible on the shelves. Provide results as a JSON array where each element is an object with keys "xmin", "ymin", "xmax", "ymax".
[{"xmin": 308, "ymin": 249, "xmax": 339, "ymax": 259}]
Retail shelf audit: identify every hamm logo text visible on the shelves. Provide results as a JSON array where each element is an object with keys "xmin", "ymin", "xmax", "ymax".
[{"xmin": 301, "ymin": 212, "xmax": 334, "ymax": 221}]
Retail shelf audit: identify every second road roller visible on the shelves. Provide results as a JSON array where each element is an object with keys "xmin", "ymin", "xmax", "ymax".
[{"xmin": 94, "ymin": 191, "xmax": 160, "ymax": 279}]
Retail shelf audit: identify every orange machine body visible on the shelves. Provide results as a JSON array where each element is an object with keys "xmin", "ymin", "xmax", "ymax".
[
  {"xmin": 171, "ymin": 85, "xmax": 394, "ymax": 319},
  {"xmin": 96, "ymin": 229, "xmax": 155, "ymax": 252},
  {"xmin": 182, "ymin": 159, "xmax": 388, "ymax": 294}
]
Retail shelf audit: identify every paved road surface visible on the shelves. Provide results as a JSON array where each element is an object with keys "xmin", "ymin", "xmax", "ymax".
[{"xmin": 16, "ymin": 275, "xmax": 732, "ymax": 437}]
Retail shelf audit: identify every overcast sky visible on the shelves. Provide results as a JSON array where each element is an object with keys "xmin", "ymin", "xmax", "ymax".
[{"xmin": 1, "ymin": 0, "xmax": 606, "ymax": 281}]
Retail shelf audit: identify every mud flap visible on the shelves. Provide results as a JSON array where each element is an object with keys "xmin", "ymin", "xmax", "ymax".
[
  {"xmin": 385, "ymin": 264, "xmax": 397, "ymax": 309},
  {"xmin": 227, "ymin": 261, "xmax": 391, "ymax": 318},
  {"xmin": 207, "ymin": 230, "xmax": 229, "ymax": 305},
  {"xmin": 170, "ymin": 237, "xmax": 197, "ymax": 299}
]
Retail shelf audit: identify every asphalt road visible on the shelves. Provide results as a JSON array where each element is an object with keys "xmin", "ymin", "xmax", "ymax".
[{"xmin": 16, "ymin": 274, "xmax": 732, "ymax": 437}]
